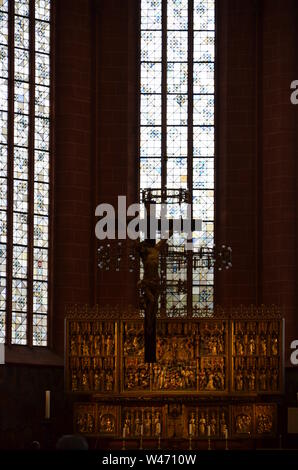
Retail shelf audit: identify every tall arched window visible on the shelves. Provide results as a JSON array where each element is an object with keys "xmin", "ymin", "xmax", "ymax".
[
  {"xmin": 0, "ymin": 0, "xmax": 52, "ymax": 346},
  {"xmin": 140, "ymin": 0, "xmax": 215, "ymax": 315}
]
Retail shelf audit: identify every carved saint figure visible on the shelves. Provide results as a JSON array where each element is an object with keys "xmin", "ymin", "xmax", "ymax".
[
  {"xmin": 82, "ymin": 337, "xmax": 89, "ymax": 356},
  {"xmin": 105, "ymin": 334, "xmax": 111, "ymax": 356},
  {"xmin": 235, "ymin": 370, "xmax": 243, "ymax": 391},
  {"xmin": 236, "ymin": 337, "xmax": 244, "ymax": 356},
  {"xmin": 124, "ymin": 413, "xmax": 131, "ymax": 437},
  {"xmin": 105, "ymin": 371, "xmax": 113, "ymax": 392},
  {"xmin": 82, "ymin": 370, "xmax": 89, "ymax": 391},
  {"xmin": 94, "ymin": 335, "xmax": 101, "ymax": 356},
  {"xmin": 248, "ymin": 337, "xmax": 255, "ymax": 355},
  {"xmin": 271, "ymin": 337, "xmax": 278, "ymax": 356},
  {"xmin": 214, "ymin": 370, "xmax": 224, "ymax": 390},
  {"xmin": 77, "ymin": 413, "xmax": 87, "ymax": 433},
  {"xmin": 206, "ymin": 372, "xmax": 216, "ymax": 391},
  {"xmin": 87, "ymin": 413, "xmax": 94, "ymax": 433},
  {"xmin": 189, "ymin": 412, "xmax": 196, "ymax": 436},
  {"xmin": 154, "ymin": 411, "xmax": 161, "ymax": 436},
  {"xmin": 210, "ymin": 412, "xmax": 217, "ymax": 436},
  {"xmin": 248, "ymin": 370, "xmax": 255, "ymax": 391},
  {"xmin": 144, "ymin": 411, "xmax": 151, "ymax": 436},
  {"xmin": 220, "ymin": 412, "xmax": 227, "ymax": 436},
  {"xmin": 134, "ymin": 413, "xmax": 141, "ymax": 436},
  {"xmin": 260, "ymin": 337, "xmax": 267, "ymax": 356},
  {"xmin": 70, "ymin": 337, "xmax": 77, "ymax": 356},
  {"xmin": 199, "ymin": 413, "xmax": 206, "ymax": 436},
  {"xmin": 72, "ymin": 370, "xmax": 78, "ymax": 391},
  {"xmin": 199, "ymin": 368, "xmax": 207, "ymax": 390},
  {"xmin": 94, "ymin": 370, "xmax": 101, "ymax": 391}
]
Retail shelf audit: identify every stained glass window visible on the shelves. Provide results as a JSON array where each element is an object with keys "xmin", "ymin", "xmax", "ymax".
[
  {"xmin": 140, "ymin": 0, "xmax": 215, "ymax": 315},
  {"xmin": 0, "ymin": 0, "xmax": 51, "ymax": 346}
]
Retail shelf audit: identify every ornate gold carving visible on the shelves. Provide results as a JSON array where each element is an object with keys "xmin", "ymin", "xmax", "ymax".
[
  {"xmin": 65, "ymin": 303, "xmax": 282, "ymax": 320},
  {"xmin": 232, "ymin": 405, "xmax": 254, "ymax": 436},
  {"xmin": 74, "ymin": 403, "xmax": 118, "ymax": 436},
  {"xmin": 120, "ymin": 407, "xmax": 164, "ymax": 438},
  {"xmin": 73, "ymin": 402, "xmax": 278, "ymax": 438},
  {"xmin": 153, "ymin": 322, "xmax": 197, "ymax": 391},
  {"xmin": 98, "ymin": 406, "xmax": 118, "ymax": 435},
  {"xmin": 65, "ymin": 303, "xmax": 142, "ymax": 320},
  {"xmin": 65, "ymin": 306, "xmax": 283, "ymax": 396},
  {"xmin": 124, "ymin": 357, "xmax": 150, "ymax": 391},
  {"xmin": 184, "ymin": 406, "xmax": 229, "ymax": 438},
  {"xmin": 255, "ymin": 404, "xmax": 275, "ymax": 435},
  {"xmin": 232, "ymin": 320, "xmax": 281, "ymax": 393},
  {"xmin": 74, "ymin": 403, "xmax": 97, "ymax": 434},
  {"xmin": 67, "ymin": 320, "xmax": 117, "ymax": 393}
]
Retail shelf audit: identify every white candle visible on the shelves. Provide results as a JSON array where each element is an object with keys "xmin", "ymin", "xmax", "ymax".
[
  {"xmin": 207, "ymin": 425, "xmax": 211, "ymax": 437},
  {"xmin": 140, "ymin": 424, "xmax": 143, "ymax": 436},
  {"xmin": 123, "ymin": 427, "xmax": 126, "ymax": 438},
  {"xmin": 189, "ymin": 423, "xmax": 193, "ymax": 436},
  {"xmin": 45, "ymin": 390, "xmax": 51, "ymax": 419}
]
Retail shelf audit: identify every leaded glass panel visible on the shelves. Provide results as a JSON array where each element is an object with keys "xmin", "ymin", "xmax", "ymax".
[
  {"xmin": 0, "ymin": 0, "xmax": 51, "ymax": 345},
  {"xmin": 140, "ymin": 0, "xmax": 215, "ymax": 314}
]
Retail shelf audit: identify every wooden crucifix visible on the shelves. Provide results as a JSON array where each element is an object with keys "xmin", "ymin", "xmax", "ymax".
[
  {"xmin": 136, "ymin": 200, "xmax": 200, "ymax": 363},
  {"xmin": 136, "ymin": 201, "xmax": 173, "ymax": 363},
  {"xmin": 97, "ymin": 196, "xmax": 200, "ymax": 363}
]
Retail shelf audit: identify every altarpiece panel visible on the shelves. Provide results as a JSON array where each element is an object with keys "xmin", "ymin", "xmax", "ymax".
[{"xmin": 65, "ymin": 304, "xmax": 283, "ymax": 440}]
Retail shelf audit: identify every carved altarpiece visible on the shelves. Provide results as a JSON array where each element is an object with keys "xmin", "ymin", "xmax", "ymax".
[{"xmin": 65, "ymin": 304, "xmax": 283, "ymax": 441}]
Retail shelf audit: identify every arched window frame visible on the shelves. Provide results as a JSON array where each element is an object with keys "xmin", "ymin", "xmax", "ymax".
[
  {"xmin": 0, "ymin": 0, "xmax": 54, "ymax": 350},
  {"xmin": 139, "ymin": 0, "xmax": 216, "ymax": 316}
]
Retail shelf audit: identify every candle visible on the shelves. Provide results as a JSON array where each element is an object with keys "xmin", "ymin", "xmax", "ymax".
[
  {"xmin": 45, "ymin": 390, "xmax": 51, "ymax": 419},
  {"xmin": 207, "ymin": 425, "xmax": 211, "ymax": 437},
  {"xmin": 225, "ymin": 429, "xmax": 228, "ymax": 439},
  {"xmin": 123, "ymin": 427, "xmax": 126, "ymax": 438},
  {"xmin": 140, "ymin": 424, "xmax": 143, "ymax": 436},
  {"xmin": 156, "ymin": 423, "xmax": 161, "ymax": 435},
  {"xmin": 189, "ymin": 423, "xmax": 193, "ymax": 436}
]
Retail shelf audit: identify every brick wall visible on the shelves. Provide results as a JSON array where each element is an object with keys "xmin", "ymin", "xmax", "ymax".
[
  {"xmin": 54, "ymin": 0, "xmax": 140, "ymax": 332},
  {"xmin": 54, "ymin": 0, "xmax": 95, "ymax": 354},
  {"xmin": 262, "ymin": 0, "xmax": 298, "ymax": 360},
  {"xmin": 216, "ymin": 0, "xmax": 259, "ymax": 305},
  {"xmin": 96, "ymin": 0, "xmax": 139, "ymax": 307},
  {"xmin": 216, "ymin": 0, "xmax": 298, "ymax": 357}
]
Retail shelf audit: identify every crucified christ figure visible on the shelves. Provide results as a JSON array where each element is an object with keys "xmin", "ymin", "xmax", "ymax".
[{"xmin": 136, "ymin": 228, "xmax": 173, "ymax": 363}]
